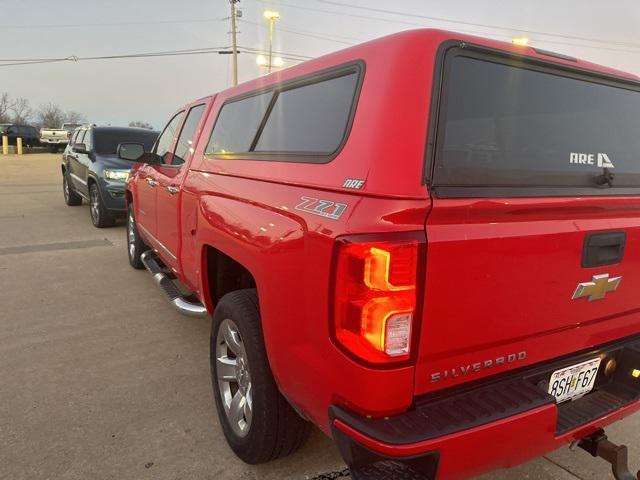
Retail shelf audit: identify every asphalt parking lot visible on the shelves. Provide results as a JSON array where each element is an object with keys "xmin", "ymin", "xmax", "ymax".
[{"xmin": 1, "ymin": 153, "xmax": 639, "ymax": 480}]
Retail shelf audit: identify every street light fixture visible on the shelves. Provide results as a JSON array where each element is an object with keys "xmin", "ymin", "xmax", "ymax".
[
  {"xmin": 263, "ymin": 10, "xmax": 280, "ymax": 20},
  {"xmin": 257, "ymin": 54, "xmax": 283, "ymax": 69},
  {"xmin": 263, "ymin": 9, "xmax": 280, "ymax": 73}
]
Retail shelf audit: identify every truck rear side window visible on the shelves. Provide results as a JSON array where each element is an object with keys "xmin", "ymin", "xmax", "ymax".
[
  {"xmin": 205, "ymin": 64, "xmax": 361, "ymax": 161},
  {"xmin": 254, "ymin": 73, "xmax": 358, "ymax": 153},
  {"xmin": 434, "ymin": 54, "xmax": 640, "ymax": 190}
]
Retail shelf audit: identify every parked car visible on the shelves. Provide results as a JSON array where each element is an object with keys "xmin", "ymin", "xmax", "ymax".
[
  {"xmin": 122, "ymin": 29, "xmax": 640, "ymax": 480},
  {"xmin": 0, "ymin": 123, "xmax": 40, "ymax": 147},
  {"xmin": 41, "ymin": 122, "xmax": 83, "ymax": 152},
  {"xmin": 61, "ymin": 126, "xmax": 158, "ymax": 227}
]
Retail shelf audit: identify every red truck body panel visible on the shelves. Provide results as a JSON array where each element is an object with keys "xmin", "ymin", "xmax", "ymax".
[
  {"xmin": 127, "ymin": 28, "xmax": 640, "ymax": 478},
  {"xmin": 417, "ymin": 196, "xmax": 640, "ymax": 395}
]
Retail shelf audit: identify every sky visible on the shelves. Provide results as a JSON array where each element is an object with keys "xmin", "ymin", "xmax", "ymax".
[{"xmin": 1, "ymin": 0, "xmax": 639, "ymax": 129}]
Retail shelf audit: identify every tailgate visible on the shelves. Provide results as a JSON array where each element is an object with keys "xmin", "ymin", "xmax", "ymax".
[
  {"xmin": 415, "ymin": 196, "xmax": 640, "ymax": 395},
  {"xmin": 415, "ymin": 47, "xmax": 640, "ymax": 395}
]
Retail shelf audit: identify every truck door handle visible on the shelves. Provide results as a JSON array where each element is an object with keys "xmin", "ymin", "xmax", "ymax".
[
  {"xmin": 146, "ymin": 178, "xmax": 158, "ymax": 187},
  {"xmin": 166, "ymin": 185, "xmax": 179, "ymax": 195},
  {"xmin": 582, "ymin": 231, "xmax": 626, "ymax": 268}
]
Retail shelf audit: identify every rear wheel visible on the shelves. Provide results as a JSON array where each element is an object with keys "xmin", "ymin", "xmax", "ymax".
[
  {"xmin": 89, "ymin": 183, "xmax": 115, "ymax": 228},
  {"xmin": 211, "ymin": 289, "xmax": 310, "ymax": 464},
  {"xmin": 63, "ymin": 173, "xmax": 82, "ymax": 206},
  {"xmin": 127, "ymin": 204, "xmax": 147, "ymax": 269}
]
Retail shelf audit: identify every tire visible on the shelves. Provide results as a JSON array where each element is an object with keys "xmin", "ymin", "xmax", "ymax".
[
  {"xmin": 350, "ymin": 461, "xmax": 430, "ymax": 480},
  {"xmin": 211, "ymin": 289, "xmax": 310, "ymax": 464},
  {"xmin": 63, "ymin": 172, "xmax": 82, "ymax": 206},
  {"xmin": 127, "ymin": 204, "xmax": 147, "ymax": 269},
  {"xmin": 89, "ymin": 183, "xmax": 115, "ymax": 228}
]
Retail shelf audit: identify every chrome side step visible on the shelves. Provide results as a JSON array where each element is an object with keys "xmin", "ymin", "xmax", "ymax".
[{"xmin": 140, "ymin": 250, "xmax": 208, "ymax": 318}]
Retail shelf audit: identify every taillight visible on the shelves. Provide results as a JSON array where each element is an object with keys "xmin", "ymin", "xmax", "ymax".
[{"xmin": 332, "ymin": 233, "xmax": 424, "ymax": 365}]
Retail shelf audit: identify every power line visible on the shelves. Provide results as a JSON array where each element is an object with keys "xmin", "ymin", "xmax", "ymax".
[
  {"xmin": 239, "ymin": 18, "xmax": 359, "ymax": 45},
  {"xmin": 316, "ymin": 0, "xmax": 640, "ymax": 50},
  {"xmin": 0, "ymin": 18, "xmax": 223, "ymax": 29},
  {"xmin": 245, "ymin": 0, "xmax": 427, "ymax": 29},
  {"xmin": 238, "ymin": 46, "xmax": 313, "ymax": 61},
  {"xmin": 245, "ymin": 0, "xmax": 640, "ymax": 55},
  {"xmin": 0, "ymin": 46, "xmax": 313, "ymax": 68}
]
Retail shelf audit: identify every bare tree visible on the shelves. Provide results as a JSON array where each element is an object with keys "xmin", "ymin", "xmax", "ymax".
[
  {"xmin": 37, "ymin": 102, "xmax": 65, "ymax": 128},
  {"xmin": 0, "ymin": 93, "xmax": 12, "ymax": 123},
  {"xmin": 65, "ymin": 110, "xmax": 87, "ymax": 124},
  {"xmin": 128, "ymin": 121, "xmax": 154, "ymax": 130},
  {"xmin": 10, "ymin": 97, "xmax": 32, "ymax": 124}
]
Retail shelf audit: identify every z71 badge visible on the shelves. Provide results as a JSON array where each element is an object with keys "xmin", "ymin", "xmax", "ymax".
[{"xmin": 295, "ymin": 196, "xmax": 347, "ymax": 220}]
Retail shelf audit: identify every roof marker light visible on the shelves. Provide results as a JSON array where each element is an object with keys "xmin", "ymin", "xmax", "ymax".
[{"xmin": 512, "ymin": 37, "xmax": 529, "ymax": 46}]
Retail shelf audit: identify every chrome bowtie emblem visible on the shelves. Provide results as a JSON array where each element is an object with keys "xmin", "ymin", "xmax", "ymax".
[{"xmin": 572, "ymin": 274, "xmax": 621, "ymax": 301}]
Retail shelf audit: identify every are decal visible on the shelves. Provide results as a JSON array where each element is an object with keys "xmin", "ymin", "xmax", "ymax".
[{"xmin": 294, "ymin": 196, "xmax": 347, "ymax": 220}]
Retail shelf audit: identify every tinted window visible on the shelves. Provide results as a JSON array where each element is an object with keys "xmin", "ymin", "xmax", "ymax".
[
  {"xmin": 174, "ymin": 104, "xmax": 205, "ymax": 165},
  {"xmin": 0, "ymin": 125, "xmax": 8, "ymax": 134},
  {"xmin": 254, "ymin": 73, "xmax": 357, "ymax": 153},
  {"xmin": 93, "ymin": 129, "xmax": 158, "ymax": 155},
  {"xmin": 435, "ymin": 55, "xmax": 640, "ymax": 188},
  {"xmin": 206, "ymin": 92, "xmax": 272, "ymax": 154},
  {"xmin": 155, "ymin": 112, "xmax": 185, "ymax": 163},
  {"xmin": 76, "ymin": 130, "xmax": 86, "ymax": 145}
]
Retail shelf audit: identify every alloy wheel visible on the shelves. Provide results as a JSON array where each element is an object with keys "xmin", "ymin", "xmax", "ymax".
[
  {"xmin": 90, "ymin": 188, "xmax": 99, "ymax": 224},
  {"xmin": 215, "ymin": 318, "xmax": 253, "ymax": 438}
]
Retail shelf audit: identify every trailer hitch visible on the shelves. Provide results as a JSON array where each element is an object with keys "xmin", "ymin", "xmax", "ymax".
[{"xmin": 578, "ymin": 429, "xmax": 639, "ymax": 480}]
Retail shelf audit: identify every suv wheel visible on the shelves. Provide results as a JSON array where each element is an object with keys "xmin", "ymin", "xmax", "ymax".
[
  {"xmin": 63, "ymin": 173, "xmax": 82, "ymax": 206},
  {"xmin": 127, "ymin": 204, "xmax": 147, "ymax": 269},
  {"xmin": 211, "ymin": 289, "xmax": 310, "ymax": 464},
  {"xmin": 89, "ymin": 183, "xmax": 115, "ymax": 228}
]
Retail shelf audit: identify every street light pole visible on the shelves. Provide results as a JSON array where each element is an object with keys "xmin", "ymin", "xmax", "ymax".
[
  {"xmin": 230, "ymin": 0, "xmax": 240, "ymax": 86},
  {"xmin": 268, "ymin": 18, "xmax": 274, "ymax": 73},
  {"xmin": 263, "ymin": 10, "xmax": 280, "ymax": 74}
]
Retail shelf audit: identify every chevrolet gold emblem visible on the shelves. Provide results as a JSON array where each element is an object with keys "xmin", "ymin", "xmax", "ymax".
[{"xmin": 572, "ymin": 274, "xmax": 621, "ymax": 301}]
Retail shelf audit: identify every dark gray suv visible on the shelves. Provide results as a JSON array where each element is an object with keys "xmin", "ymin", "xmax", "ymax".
[{"xmin": 62, "ymin": 126, "xmax": 158, "ymax": 227}]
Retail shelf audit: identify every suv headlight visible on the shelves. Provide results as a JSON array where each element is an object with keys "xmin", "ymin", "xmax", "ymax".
[{"xmin": 103, "ymin": 169, "xmax": 129, "ymax": 182}]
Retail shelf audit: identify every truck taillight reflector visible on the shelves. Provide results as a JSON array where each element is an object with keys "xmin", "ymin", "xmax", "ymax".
[{"xmin": 333, "ymin": 234, "xmax": 424, "ymax": 364}]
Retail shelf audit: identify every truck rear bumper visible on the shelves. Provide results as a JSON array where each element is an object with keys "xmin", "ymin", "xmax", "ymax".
[{"xmin": 331, "ymin": 335, "xmax": 640, "ymax": 479}]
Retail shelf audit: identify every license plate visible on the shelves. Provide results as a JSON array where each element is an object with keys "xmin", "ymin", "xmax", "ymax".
[{"xmin": 548, "ymin": 358, "xmax": 601, "ymax": 403}]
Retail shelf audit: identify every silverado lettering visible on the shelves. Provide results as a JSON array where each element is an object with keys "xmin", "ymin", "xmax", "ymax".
[{"xmin": 430, "ymin": 352, "xmax": 528, "ymax": 383}]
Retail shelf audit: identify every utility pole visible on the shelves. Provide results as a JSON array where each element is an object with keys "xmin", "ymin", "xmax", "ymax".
[{"xmin": 230, "ymin": 0, "xmax": 239, "ymax": 86}]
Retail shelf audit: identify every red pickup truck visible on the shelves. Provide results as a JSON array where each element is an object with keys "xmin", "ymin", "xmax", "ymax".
[{"xmin": 122, "ymin": 29, "xmax": 640, "ymax": 480}]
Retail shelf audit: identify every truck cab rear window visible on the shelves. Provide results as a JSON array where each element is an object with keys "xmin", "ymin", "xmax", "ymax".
[
  {"xmin": 206, "ymin": 68, "xmax": 360, "ymax": 160},
  {"xmin": 434, "ymin": 54, "xmax": 640, "ymax": 190}
]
